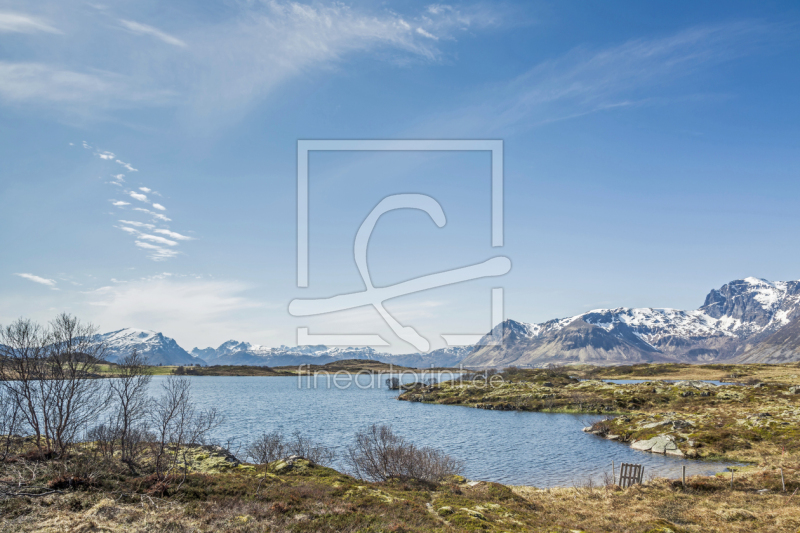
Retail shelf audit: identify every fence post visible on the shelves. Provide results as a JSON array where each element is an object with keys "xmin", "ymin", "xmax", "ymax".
[
  {"xmin": 612, "ymin": 460, "xmax": 615, "ymax": 485},
  {"xmin": 781, "ymin": 468, "xmax": 786, "ymax": 492},
  {"xmin": 682, "ymin": 465, "xmax": 686, "ymax": 488}
]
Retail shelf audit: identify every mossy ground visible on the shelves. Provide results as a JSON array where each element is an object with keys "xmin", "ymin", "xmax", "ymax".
[{"xmin": 2, "ymin": 451, "xmax": 799, "ymax": 532}]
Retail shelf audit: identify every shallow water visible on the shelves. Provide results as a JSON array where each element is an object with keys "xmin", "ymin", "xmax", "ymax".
[
  {"xmin": 601, "ymin": 379, "xmax": 730, "ymax": 386},
  {"xmin": 146, "ymin": 374, "xmax": 740, "ymax": 487}
]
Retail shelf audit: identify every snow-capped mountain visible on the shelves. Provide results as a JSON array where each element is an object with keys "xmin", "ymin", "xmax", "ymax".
[
  {"xmin": 191, "ymin": 342, "xmax": 384, "ymax": 367},
  {"xmin": 462, "ymin": 277, "xmax": 800, "ymax": 368},
  {"xmin": 191, "ymin": 341, "xmax": 473, "ymax": 368},
  {"xmin": 96, "ymin": 277, "xmax": 800, "ymax": 369},
  {"xmin": 97, "ymin": 328, "xmax": 202, "ymax": 367}
]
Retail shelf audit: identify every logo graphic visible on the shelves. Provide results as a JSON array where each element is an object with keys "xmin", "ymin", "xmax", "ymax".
[{"xmin": 290, "ymin": 140, "xmax": 509, "ymax": 352}]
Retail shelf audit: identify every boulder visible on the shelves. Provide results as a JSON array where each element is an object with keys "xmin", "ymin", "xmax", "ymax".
[
  {"xmin": 631, "ymin": 435, "xmax": 683, "ymax": 456},
  {"xmin": 789, "ymin": 386, "xmax": 800, "ymax": 394}
]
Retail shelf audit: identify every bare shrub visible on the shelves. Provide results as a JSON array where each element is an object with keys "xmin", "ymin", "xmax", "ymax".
[
  {"xmin": 286, "ymin": 432, "xmax": 336, "ymax": 466},
  {"xmin": 346, "ymin": 424, "xmax": 463, "ymax": 483},
  {"xmin": 87, "ymin": 423, "xmax": 119, "ymax": 460},
  {"xmin": 246, "ymin": 432, "xmax": 286, "ymax": 465},
  {"xmin": 108, "ymin": 349, "xmax": 152, "ymax": 463},
  {"xmin": 149, "ymin": 376, "xmax": 221, "ymax": 481}
]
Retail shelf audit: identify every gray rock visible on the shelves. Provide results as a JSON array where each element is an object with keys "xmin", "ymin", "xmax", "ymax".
[
  {"xmin": 631, "ymin": 435, "xmax": 683, "ymax": 456},
  {"xmin": 790, "ymin": 386, "xmax": 800, "ymax": 394}
]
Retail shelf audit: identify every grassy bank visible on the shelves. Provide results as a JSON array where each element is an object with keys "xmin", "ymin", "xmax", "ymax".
[
  {"xmin": 2, "ymin": 445, "xmax": 799, "ymax": 532},
  {"xmin": 398, "ymin": 365, "xmax": 800, "ymax": 464}
]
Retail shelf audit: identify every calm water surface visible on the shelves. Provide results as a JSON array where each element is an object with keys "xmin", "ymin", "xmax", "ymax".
[{"xmin": 147, "ymin": 374, "xmax": 739, "ymax": 487}]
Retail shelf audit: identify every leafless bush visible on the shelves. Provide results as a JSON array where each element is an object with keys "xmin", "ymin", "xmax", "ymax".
[
  {"xmin": 87, "ymin": 423, "xmax": 119, "ymax": 460},
  {"xmin": 286, "ymin": 431, "xmax": 336, "ymax": 466},
  {"xmin": 346, "ymin": 424, "xmax": 463, "ymax": 483},
  {"xmin": 385, "ymin": 377, "xmax": 400, "ymax": 390},
  {"xmin": 246, "ymin": 431, "xmax": 286, "ymax": 465},
  {"xmin": 149, "ymin": 376, "xmax": 222, "ymax": 481}
]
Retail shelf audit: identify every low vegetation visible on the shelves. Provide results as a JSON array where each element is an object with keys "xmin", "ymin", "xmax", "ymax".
[{"xmin": 399, "ymin": 365, "xmax": 800, "ymax": 464}]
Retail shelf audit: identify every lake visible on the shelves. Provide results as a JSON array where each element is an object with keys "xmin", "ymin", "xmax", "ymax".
[{"xmin": 147, "ymin": 374, "xmax": 740, "ymax": 487}]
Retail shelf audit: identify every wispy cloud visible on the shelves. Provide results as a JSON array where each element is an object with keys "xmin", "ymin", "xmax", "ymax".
[
  {"xmin": 137, "ymin": 234, "xmax": 178, "ymax": 247},
  {"xmin": 119, "ymin": 19, "xmax": 187, "ymax": 48},
  {"xmin": 112, "ymin": 200, "xmax": 130, "ymax": 206},
  {"xmin": 419, "ymin": 21, "xmax": 781, "ymax": 136},
  {"xmin": 134, "ymin": 240, "xmax": 179, "ymax": 260},
  {"xmin": 0, "ymin": 2, "xmax": 503, "ymax": 119},
  {"xmin": 153, "ymin": 229, "xmax": 193, "ymax": 241},
  {"xmin": 116, "ymin": 160, "xmax": 137, "ymax": 172},
  {"xmin": 0, "ymin": 61, "xmax": 174, "ymax": 108},
  {"xmin": 120, "ymin": 219, "xmax": 154, "ymax": 229},
  {"xmin": 133, "ymin": 207, "xmax": 171, "ymax": 222},
  {"xmin": 15, "ymin": 273, "xmax": 57, "ymax": 287},
  {"xmin": 139, "ymin": 187, "xmax": 151, "ymax": 193},
  {"xmin": 151, "ymin": 203, "xmax": 165, "ymax": 210},
  {"xmin": 0, "ymin": 12, "xmax": 60, "ymax": 34}
]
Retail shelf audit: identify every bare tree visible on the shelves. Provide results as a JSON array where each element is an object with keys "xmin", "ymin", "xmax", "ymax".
[
  {"xmin": 0, "ymin": 318, "xmax": 50, "ymax": 454},
  {"xmin": 150, "ymin": 376, "xmax": 221, "ymax": 481},
  {"xmin": 0, "ymin": 389, "xmax": 21, "ymax": 460},
  {"xmin": 346, "ymin": 424, "xmax": 463, "ymax": 483},
  {"xmin": 44, "ymin": 313, "xmax": 111, "ymax": 455},
  {"xmin": 108, "ymin": 349, "xmax": 152, "ymax": 463}
]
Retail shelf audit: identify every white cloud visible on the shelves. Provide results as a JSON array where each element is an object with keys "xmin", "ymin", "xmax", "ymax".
[
  {"xmin": 15, "ymin": 273, "xmax": 57, "ymax": 287},
  {"xmin": 97, "ymin": 150, "xmax": 115, "ymax": 160},
  {"xmin": 138, "ymin": 234, "xmax": 178, "ymax": 247},
  {"xmin": 133, "ymin": 207, "xmax": 171, "ymax": 222},
  {"xmin": 151, "ymin": 203, "xmax": 165, "ymax": 210},
  {"xmin": 116, "ymin": 160, "xmax": 138, "ymax": 172},
  {"xmin": 139, "ymin": 187, "xmax": 151, "ymax": 192},
  {"xmin": 134, "ymin": 240, "xmax": 179, "ymax": 260},
  {"xmin": 119, "ymin": 226, "xmax": 138, "ymax": 235},
  {"xmin": 153, "ymin": 229, "xmax": 193, "ymax": 241},
  {"xmin": 128, "ymin": 191, "xmax": 148, "ymax": 202},
  {"xmin": 119, "ymin": 219, "xmax": 154, "ymax": 229},
  {"xmin": 0, "ymin": 12, "xmax": 61, "ymax": 34},
  {"xmin": 112, "ymin": 174, "xmax": 125, "ymax": 181},
  {"xmin": 85, "ymin": 277, "xmax": 263, "ymax": 348},
  {"xmin": 119, "ymin": 19, "xmax": 187, "ymax": 48},
  {"xmin": 112, "ymin": 200, "xmax": 130, "ymax": 206}
]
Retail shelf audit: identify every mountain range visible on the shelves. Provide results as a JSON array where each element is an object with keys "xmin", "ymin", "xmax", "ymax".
[
  {"xmin": 464, "ymin": 277, "xmax": 800, "ymax": 367},
  {"xmin": 96, "ymin": 277, "xmax": 800, "ymax": 368}
]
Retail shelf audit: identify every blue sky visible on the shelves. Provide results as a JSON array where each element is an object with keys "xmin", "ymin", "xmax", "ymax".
[{"xmin": 1, "ymin": 1, "xmax": 799, "ymax": 353}]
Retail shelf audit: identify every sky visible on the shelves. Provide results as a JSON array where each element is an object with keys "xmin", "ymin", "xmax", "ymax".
[{"xmin": 1, "ymin": 0, "xmax": 799, "ymax": 353}]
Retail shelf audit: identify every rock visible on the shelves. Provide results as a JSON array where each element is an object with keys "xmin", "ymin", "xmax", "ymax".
[
  {"xmin": 674, "ymin": 380, "xmax": 715, "ymax": 389},
  {"xmin": 606, "ymin": 434, "xmax": 620, "ymax": 440},
  {"xmin": 789, "ymin": 386, "xmax": 800, "ymax": 394},
  {"xmin": 582, "ymin": 426, "xmax": 593, "ymax": 433},
  {"xmin": 631, "ymin": 434, "xmax": 682, "ymax": 456},
  {"xmin": 542, "ymin": 382, "xmax": 553, "ymax": 387}
]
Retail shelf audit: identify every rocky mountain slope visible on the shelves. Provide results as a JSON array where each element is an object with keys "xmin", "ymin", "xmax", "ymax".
[
  {"xmin": 462, "ymin": 277, "xmax": 800, "ymax": 368},
  {"xmin": 97, "ymin": 328, "xmax": 202, "ymax": 366}
]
